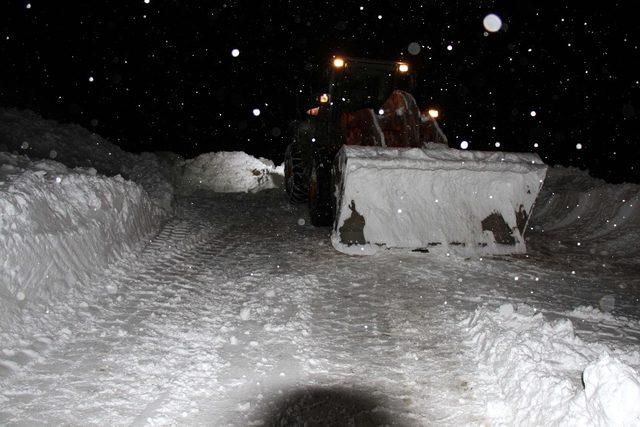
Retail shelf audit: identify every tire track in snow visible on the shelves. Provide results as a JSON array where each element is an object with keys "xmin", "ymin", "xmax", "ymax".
[{"xmin": 291, "ymin": 259, "xmax": 481, "ymax": 424}]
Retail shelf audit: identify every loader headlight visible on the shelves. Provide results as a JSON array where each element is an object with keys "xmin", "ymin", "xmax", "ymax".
[
  {"xmin": 428, "ymin": 109, "xmax": 439, "ymax": 119},
  {"xmin": 398, "ymin": 63, "xmax": 409, "ymax": 73},
  {"xmin": 319, "ymin": 93, "xmax": 330, "ymax": 103},
  {"xmin": 333, "ymin": 57, "xmax": 345, "ymax": 68}
]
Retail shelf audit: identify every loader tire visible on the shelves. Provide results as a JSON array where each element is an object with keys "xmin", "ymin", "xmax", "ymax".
[
  {"xmin": 284, "ymin": 143, "xmax": 308, "ymax": 204},
  {"xmin": 308, "ymin": 158, "xmax": 334, "ymax": 226}
]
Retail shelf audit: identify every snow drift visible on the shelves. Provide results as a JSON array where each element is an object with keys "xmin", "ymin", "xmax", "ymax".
[
  {"xmin": 530, "ymin": 166, "xmax": 640, "ymax": 260},
  {"xmin": 464, "ymin": 304, "xmax": 640, "ymax": 425},
  {"xmin": 0, "ymin": 153, "xmax": 164, "ymax": 353},
  {"xmin": 179, "ymin": 151, "xmax": 283, "ymax": 194}
]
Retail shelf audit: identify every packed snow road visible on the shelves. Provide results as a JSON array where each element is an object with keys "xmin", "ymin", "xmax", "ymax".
[{"xmin": 1, "ymin": 190, "xmax": 640, "ymax": 425}]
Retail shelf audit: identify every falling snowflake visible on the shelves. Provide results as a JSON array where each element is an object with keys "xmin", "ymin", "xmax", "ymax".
[
  {"xmin": 252, "ymin": 108, "xmax": 261, "ymax": 116},
  {"xmin": 483, "ymin": 14, "xmax": 503, "ymax": 33},
  {"xmin": 408, "ymin": 42, "xmax": 421, "ymax": 55},
  {"xmin": 231, "ymin": 48, "xmax": 240, "ymax": 57}
]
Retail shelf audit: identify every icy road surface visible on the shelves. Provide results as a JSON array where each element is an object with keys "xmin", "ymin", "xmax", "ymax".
[{"xmin": 1, "ymin": 190, "xmax": 639, "ymax": 425}]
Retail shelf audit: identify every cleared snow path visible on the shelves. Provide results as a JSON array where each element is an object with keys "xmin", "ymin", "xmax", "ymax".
[{"xmin": 1, "ymin": 190, "xmax": 639, "ymax": 425}]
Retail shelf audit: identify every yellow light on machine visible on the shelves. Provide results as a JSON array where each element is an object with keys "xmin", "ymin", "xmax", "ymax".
[
  {"xmin": 398, "ymin": 63, "xmax": 409, "ymax": 73},
  {"xmin": 319, "ymin": 93, "xmax": 330, "ymax": 103},
  {"xmin": 428, "ymin": 109, "xmax": 439, "ymax": 119},
  {"xmin": 333, "ymin": 57, "xmax": 345, "ymax": 68}
]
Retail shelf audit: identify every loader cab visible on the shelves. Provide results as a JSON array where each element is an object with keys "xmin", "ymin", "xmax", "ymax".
[
  {"xmin": 323, "ymin": 57, "xmax": 415, "ymax": 112},
  {"xmin": 303, "ymin": 56, "xmax": 415, "ymax": 119}
]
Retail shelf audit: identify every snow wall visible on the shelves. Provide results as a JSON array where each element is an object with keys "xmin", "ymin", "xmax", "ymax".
[
  {"xmin": 0, "ymin": 153, "xmax": 165, "ymax": 353},
  {"xmin": 0, "ymin": 109, "xmax": 175, "ymax": 357},
  {"xmin": 530, "ymin": 166, "xmax": 640, "ymax": 259}
]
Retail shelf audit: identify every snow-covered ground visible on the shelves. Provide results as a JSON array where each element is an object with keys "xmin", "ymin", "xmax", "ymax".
[{"xmin": 0, "ymin": 109, "xmax": 639, "ymax": 425}]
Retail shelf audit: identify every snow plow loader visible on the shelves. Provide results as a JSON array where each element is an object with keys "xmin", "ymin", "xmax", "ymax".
[{"xmin": 285, "ymin": 56, "xmax": 547, "ymax": 255}]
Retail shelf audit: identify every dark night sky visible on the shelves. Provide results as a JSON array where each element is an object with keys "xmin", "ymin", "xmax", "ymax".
[{"xmin": 1, "ymin": 1, "xmax": 638, "ymax": 182}]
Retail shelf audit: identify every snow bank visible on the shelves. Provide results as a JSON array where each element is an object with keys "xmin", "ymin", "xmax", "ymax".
[
  {"xmin": 0, "ymin": 108, "xmax": 177, "ymax": 212},
  {"xmin": 0, "ymin": 152, "xmax": 164, "ymax": 352},
  {"xmin": 0, "ymin": 109, "xmax": 176, "ymax": 362},
  {"xmin": 530, "ymin": 166, "xmax": 640, "ymax": 259},
  {"xmin": 463, "ymin": 304, "xmax": 640, "ymax": 425},
  {"xmin": 332, "ymin": 145, "xmax": 547, "ymax": 255},
  {"xmin": 179, "ymin": 151, "xmax": 283, "ymax": 194}
]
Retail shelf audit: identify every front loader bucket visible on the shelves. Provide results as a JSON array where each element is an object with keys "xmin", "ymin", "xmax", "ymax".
[{"xmin": 331, "ymin": 145, "xmax": 548, "ymax": 256}]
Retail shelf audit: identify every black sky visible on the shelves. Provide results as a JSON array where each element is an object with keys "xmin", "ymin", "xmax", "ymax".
[{"xmin": 1, "ymin": 1, "xmax": 638, "ymax": 182}]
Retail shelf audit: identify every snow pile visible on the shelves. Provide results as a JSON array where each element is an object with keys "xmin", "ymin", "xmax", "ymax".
[
  {"xmin": 463, "ymin": 303, "xmax": 640, "ymax": 425},
  {"xmin": 0, "ymin": 152, "xmax": 164, "ymax": 351},
  {"xmin": 331, "ymin": 145, "xmax": 547, "ymax": 255},
  {"xmin": 582, "ymin": 355, "xmax": 640, "ymax": 426},
  {"xmin": 0, "ymin": 108, "xmax": 177, "ymax": 212},
  {"xmin": 530, "ymin": 166, "xmax": 640, "ymax": 259},
  {"xmin": 179, "ymin": 151, "xmax": 283, "ymax": 194}
]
